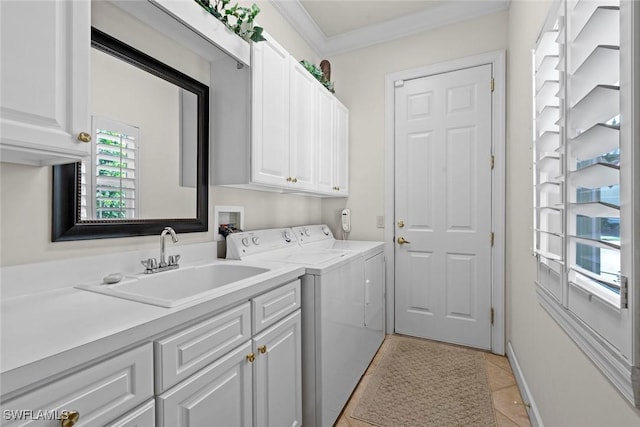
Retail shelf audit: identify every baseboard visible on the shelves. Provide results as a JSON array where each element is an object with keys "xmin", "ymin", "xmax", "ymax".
[{"xmin": 507, "ymin": 341, "xmax": 544, "ymax": 427}]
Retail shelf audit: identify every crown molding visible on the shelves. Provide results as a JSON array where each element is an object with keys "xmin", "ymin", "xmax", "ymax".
[{"xmin": 270, "ymin": 0, "xmax": 511, "ymax": 57}]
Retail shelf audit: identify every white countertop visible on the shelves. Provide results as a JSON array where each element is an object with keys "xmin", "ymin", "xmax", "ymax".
[{"xmin": 0, "ymin": 257, "xmax": 304, "ymax": 398}]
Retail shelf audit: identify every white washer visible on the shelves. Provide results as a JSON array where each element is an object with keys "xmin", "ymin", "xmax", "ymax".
[{"xmin": 226, "ymin": 226, "xmax": 384, "ymax": 427}]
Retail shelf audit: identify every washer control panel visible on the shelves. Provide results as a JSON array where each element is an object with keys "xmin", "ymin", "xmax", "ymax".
[
  {"xmin": 226, "ymin": 228, "xmax": 299, "ymax": 259},
  {"xmin": 292, "ymin": 224, "xmax": 334, "ymax": 245}
]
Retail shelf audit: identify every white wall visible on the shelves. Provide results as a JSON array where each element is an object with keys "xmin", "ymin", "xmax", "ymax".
[
  {"xmin": 507, "ymin": 1, "xmax": 640, "ymax": 425},
  {"xmin": 0, "ymin": 0, "xmax": 322, "ymax": 267},
  {"xmin": 321, "ymin": 11, "xmax": 509, "ymax": 239}
]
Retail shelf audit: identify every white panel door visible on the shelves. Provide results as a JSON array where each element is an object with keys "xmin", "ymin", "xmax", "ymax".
[
  {"xmin": 334, "ymin": 101, "xmax": 350, "ymax": 196},
  {"xmin": 289, "ymin": 59, "xmax": 317, "ymax": 191},
  {"xmin": 0, "ymin": 0, "xmax": 91, "ymax": 166},
  {"xmin": 394, "ymin": 64, "xmax": 493, "ymax": 350},
  {"xmin": 251, "ymin": 36, "xmax": 290, "ymax": 186},
  {"xmin": 157, "ymin": 342, "xmax": 253, "ymax": 427},
  {"xmin": 253, "ymin": 310, "xmax": 302, "ymax": 427},
  {"xmin": 316, "ymin": 87, "xmax": 335, "ymax": 194}
]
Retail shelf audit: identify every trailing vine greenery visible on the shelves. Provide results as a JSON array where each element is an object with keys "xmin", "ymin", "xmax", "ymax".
[
  {"xmin": 300, "ymin": 60, "xmax": 335, "ymax": 93},
  {"xmin": 195, "ymin": 0, "xmax": 266, "ymax": 43}
]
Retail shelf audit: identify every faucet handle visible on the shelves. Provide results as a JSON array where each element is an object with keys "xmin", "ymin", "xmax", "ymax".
[
  {"xmin": 168, "ymin": 254, "xmax": 181, "ymax": 266},
  {"xmin": 141, "ymin": 257, "xmax": 158, "ymax": 270}
]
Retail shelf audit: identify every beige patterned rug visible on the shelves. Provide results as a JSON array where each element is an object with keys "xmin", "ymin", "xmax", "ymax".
[{"xmin": 352, "ymin": 336, "xmax": 497, "ymax": 427}]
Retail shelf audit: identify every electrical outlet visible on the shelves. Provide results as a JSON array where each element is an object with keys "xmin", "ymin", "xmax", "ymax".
[{"xmin": 376, "ymin": 216, "xmax": 384, "ymax": 228}]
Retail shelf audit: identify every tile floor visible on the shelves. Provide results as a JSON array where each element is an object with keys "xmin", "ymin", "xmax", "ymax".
[{"xmin": 335, "ymin": 334, "xmax": 531, "ymax": 427}]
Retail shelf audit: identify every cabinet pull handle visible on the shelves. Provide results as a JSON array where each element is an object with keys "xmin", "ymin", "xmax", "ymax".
[
  {"xmin": 246, "ymin": 352, "xmax": 255, "ymax": 362},
  {"xmin": 77, "ymin": 132, "xmax": 92, "ymax": 143},
  {"xmin": 60, "ymin": 410, "xmax": 80, "ymax": 427},
  {"xmin": 258, "ymin": 345, "xmax": 267, "ymax": 354}
]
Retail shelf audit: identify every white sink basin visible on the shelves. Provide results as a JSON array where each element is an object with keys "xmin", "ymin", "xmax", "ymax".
[{"xmin": 76, "ymin": 263, "xmax": 270, "ymax": 308}]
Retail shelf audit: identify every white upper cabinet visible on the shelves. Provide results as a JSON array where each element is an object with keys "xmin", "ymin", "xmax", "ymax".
[
  {"xmin": 334, "ymin": 100, "xmax": 350, "ymax": 196},
  {"xmin": 212, "ymin": 32, "xmax": 349, "ymax": 197},
  {"xmin": 0, "ymin": 0, "xmax": 92, "ymax": 166},
  {"xmin": 289, "ymin": 58, "xmax": 318, "ymax": 192},
  {"xmin": 316, "ymin": 91, "xmax": 349, "ymax": 196},
  {"xmin": 251, "ymin": 35, "xmax": 291, "ymax": 187}
]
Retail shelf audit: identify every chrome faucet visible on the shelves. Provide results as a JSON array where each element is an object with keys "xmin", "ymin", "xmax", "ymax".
[
  {"xmin": 141, "ymin": 227, "xmax": 181, "ymax": 274},
  {"xmin": 160, "ymin": 226, "xmax": 178, "ymax": 267}
]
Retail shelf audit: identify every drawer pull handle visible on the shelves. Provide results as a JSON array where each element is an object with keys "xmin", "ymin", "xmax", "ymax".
[
  {"xmin": 246, "ymin": 352, "xmax": 255, "ymax": 362},
  {"xmin": 60, "ymin": 410, "xmax": 80, "ymax": 427},
  {"xmin": 258, "ymin": 345, "xmax": 267, "ymax": 354}
]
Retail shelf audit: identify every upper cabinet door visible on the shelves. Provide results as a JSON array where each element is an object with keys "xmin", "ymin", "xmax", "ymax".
[
  {"xmin": 289, "ymin": 59, "xmax": 317, "ymax": 191},
  {"xmin": 251, "ymin": 35, "xmax": 291, "ymax": 187},
  {"xmin": 316, "ymin": 86, "xmax": 335, "ymax": 194},
  {"xmin": 0, "ymin": 0, "xmax": 91, "ymax": 166},
  {"xmin": 334, "ymin": 100, "xmax": 350, "ymax": 196}
]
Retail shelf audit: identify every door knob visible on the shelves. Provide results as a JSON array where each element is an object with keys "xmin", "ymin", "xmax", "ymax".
[{"xmin": 397, "ymin": 237, "xmax": 410, "ymax": 245}]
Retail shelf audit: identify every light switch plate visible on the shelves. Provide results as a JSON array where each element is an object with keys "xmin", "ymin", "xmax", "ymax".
[{"xmin": 376, "ymin": 216, "xmax": 384, "ymax": 228}]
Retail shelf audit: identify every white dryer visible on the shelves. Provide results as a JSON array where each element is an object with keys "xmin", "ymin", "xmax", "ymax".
[{"xmin": 226, "ymin": 226, "xmax": 384, "ymax": 427}]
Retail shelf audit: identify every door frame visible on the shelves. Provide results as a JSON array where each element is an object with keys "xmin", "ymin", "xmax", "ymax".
[{"xmin": 384, "ymin": 50, "xmax": 506, "ymax": 355}]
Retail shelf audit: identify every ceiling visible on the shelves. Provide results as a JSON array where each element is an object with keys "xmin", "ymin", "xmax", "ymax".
[{"xmin": 269, "ymin": 0, "xmax": 511, "ymax": 57}]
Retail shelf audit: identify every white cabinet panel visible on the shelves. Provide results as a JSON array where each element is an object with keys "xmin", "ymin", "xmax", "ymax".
[
  {"xmin": 252, "ymin": 280, "xmax": 301, "ymax": 334},
  {"xmin": 2, "ymin": 344, "xmax": 153, "ymax": 427},
  {"xmin": 251, "ymin": 36, "xmax": 290, "ymax": 187},
  {"xmin": 289, "ymin": 59, "xmax": 318, "ymax": 191},
  {"xmin": 155, "ymin": 303, "xmax": 251, "ymax": 393},
  {"xmin": 253, "ymin": 310, "xmax": 302, "ymax": 427},
  {"xmin": 157, "ymin": 342, "xmax": 253, "ymax": 427},
  {"xmin": 0, "ymin": 0, "xmax": 91, "ymax": 166},
  {"xmin": 316, "ymin": 88, "xmax": 335, "ymax": 194},
  {"xmin": 334, "ymin": 101, "xmax": 350, "ymax": 196},
  {"xmin": 106, "ymin": 400, "xmax": 155, "ymax": 427}
]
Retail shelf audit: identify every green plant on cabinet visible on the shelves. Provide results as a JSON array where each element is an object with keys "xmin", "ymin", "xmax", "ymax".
[{"xmin": 194, "ymin": 0, "xmax": 266, "ymax": 42}]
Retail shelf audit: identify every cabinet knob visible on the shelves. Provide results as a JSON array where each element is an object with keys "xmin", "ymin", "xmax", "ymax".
[
  {"xmin": 77, "ymin": 132, "xmax": 92, "ymax": 143},
  {"xmin": 60, "ymin": 410, "xmax": 80, "ymax": 427},
  {"xmin": 246, "ymin": 352, "xmax": 255, "ymax": 362},
  {"xmin": 258, "ymin": 345, "xmax": 267, "ymax": 354},
  {"xmin": 286, "ymin": 177, "xmax": 292, "ymax": 182},
  {"xmin": 292, "ymin": 178, "xmax": 298, "ymax": 183}
]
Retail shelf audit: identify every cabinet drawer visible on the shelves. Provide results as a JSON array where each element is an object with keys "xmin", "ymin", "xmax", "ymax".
[
  {"xmin": 105, "ymin": 400, "xmax": 155, "ymax": 427},
  {"xmin": 252, "ymin": 280, "xmax": 301, "ymax": 334},
  {"xmin": 2, "ymin": 343, "xmax": 153, "ymax": 427},
  {"xmin": 155, "ymin": 302, "xmax": 251, "ymax": 393}
]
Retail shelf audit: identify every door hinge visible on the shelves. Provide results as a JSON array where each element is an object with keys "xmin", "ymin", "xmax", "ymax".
[
  {"xmin": 620, "ymin": 276, "xmax": 629, "ymax": 309},
  {"xmin": 490, "ymin": 232, "xmax": 495, "ymax": 247},
  {"xmin": 490, "ymin": 307, "xmax": 495, "ymax": 325},
  {"xmin": 490, "ymin": 78, "xmax": 495, "ymax": 92},
  {"xmin": 490, "ymin": 155, "xmax": 495, "ymax": 170}
]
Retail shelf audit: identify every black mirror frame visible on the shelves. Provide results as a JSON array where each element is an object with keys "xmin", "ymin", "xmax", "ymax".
[{"xmin": 52, "ymin": 28, "xmax": 209, "ymax": 241}]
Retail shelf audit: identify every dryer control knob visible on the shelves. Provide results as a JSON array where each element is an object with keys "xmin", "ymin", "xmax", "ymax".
[
  {"xmin": 304, "ymin": 228, "xmax": 311, "ymax": 236},
  {"xmin": 242, "ymin": 237, "xmax": 251, "ymax": 247},
  {"xmin": 322, "ymin": 226, "xmax": 330, "ymax": 236},
  {"xmin": 283, "ymin": 230, "xmax": 292, "ymax": 242},
  {"xmin": 252, "ymin": 236, "xmax": 260, "ymax": 245}
]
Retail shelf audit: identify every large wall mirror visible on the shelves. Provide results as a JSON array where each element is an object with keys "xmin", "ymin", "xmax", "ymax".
[{"xmin": 52, "ymin": 27, "xmax": 209, "ymax": 241}]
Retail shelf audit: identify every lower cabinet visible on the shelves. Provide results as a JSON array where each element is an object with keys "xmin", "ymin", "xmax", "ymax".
[
  {"xmin": 253, "ymin": 311, "xmax": 302, "ymax": 427},
  {"xmin": 0, "ymin": 281, "xmax": 302, "ymax": 427},
  {"xmin": 157, "ymin": 281, "xmax": 302, "ymax": 427}
]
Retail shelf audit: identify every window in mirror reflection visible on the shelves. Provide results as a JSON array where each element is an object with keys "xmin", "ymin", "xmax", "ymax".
[{"xmin": 81, "ymin": 117, "xmax": 139, "ymax": 220}]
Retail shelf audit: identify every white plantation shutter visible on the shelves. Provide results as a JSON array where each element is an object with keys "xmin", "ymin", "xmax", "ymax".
[
  {"xmin": 533, "ymin": 10, "xmax": 564, "ymax": 302},
  {"xmin": 533, "ymin": 0, "xmax": 639, "ymax": 407},
  {"xmin": 566, "ymin": 0, "xmax": 622, "ymax": 307},
  {"xmin": 82, "ymin": 117, "xmax": 139, "ymax": 220}
]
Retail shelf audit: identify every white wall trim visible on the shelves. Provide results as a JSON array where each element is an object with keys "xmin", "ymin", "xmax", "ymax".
[
  {"xmin": 384, "ymin": 50, "xmax": 507, "ymax": 355},
  {"xmin": 507, "ymin": 341, "xmax": 544, "ymax": 427},
  {"xmin": 536, "ymin": 283, "xmax": 638, "ymax": 406},
  {"xmin": 270, "ymin": 0, "xmax": 511, "ymax": 57}
]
